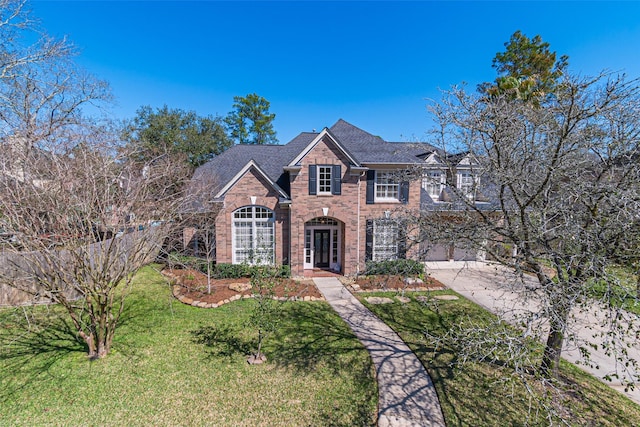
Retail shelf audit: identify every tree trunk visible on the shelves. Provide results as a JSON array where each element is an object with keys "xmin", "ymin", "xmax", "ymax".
[
  {"xmin": 540, "ymin": 303, "xmax": 570, "ymax": 378},
  {"xmin": 78, "ymin": 322, "xmax": 113, "ymax": 359},
  {"xmin": 540, "ymin": 323, "xmax": 564, "ymax": 378}
]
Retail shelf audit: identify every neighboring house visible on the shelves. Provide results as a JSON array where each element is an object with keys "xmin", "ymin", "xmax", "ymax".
[{"xmin": 188, "ymin": 119, "xmax": 490, "ymax": 276}]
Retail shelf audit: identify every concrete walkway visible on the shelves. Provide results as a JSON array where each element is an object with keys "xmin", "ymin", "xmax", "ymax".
[
  {"xmin": 313, "ymin": 277, "xmax": 446, "ymax": 427},
  {"xmin": 427, "ymin": 263, "xmax": 640, "ymax": 405}
]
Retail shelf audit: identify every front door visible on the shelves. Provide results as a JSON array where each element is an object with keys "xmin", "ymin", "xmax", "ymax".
[{"xmin": 313, "ymin": 230, "xmax": 330, "ymax": 268}]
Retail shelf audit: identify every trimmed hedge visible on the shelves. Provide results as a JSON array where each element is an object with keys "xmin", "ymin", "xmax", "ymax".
[{"xmin": 364, "ymin": 259, "xmax": 424, "ymax": 276}]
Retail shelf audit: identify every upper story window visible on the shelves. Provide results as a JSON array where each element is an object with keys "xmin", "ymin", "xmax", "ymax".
[
  {"xmin": 308, "ymin": 165, "xmax": 341, "ymax": 195},
  {"xmin": 375, "ymin": 171, "xmax": 400, "ymax": 201},
  {"xmin": 366, "ymin": 170, "xmax": 409, "ymax": 205},
  {"xmin": 457, "ymin": 170, "xmax": 477, "ymax": 199},
  {"xmin": 423, "ymin": 170, "xmax": 445, "ymax": 200},
  {"xmin": 318, "ymin": 166, "xmax": 332, "ymax": 194}
]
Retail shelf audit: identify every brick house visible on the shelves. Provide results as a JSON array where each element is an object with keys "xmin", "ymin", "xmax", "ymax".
[{"xmin": 188, "ymin": 119, "xmax": 487, "ymax": 276}]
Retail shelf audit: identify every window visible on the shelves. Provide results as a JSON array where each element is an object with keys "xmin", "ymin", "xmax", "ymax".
[
  {"xmin": 423, "ymin": 170, "xmax": 444, "ymax": 199},
  {"xmin": 375, "ymin": 171, "xmax": 400, "ymax": 201},
  {"xmin": 457, "ymin": 171, "xmax": 476, "ymax": 199},
  {"xmin": 308, "ymin": 165, "xmax": 341, "ymax": 195},
  {"xmin": 232, "ymin": 206, "xmax": 275, "ymax": 265},
  {"xmin": 366, "ymin": 170, "xmax": 409, "ymax": 204},
  {"xmin": 318, "ymin": 166, "xmax": 332, "ymax": 194},
  {"xmin": 372, "ymin": 220, "xmax": 400, "ymax": 261}
]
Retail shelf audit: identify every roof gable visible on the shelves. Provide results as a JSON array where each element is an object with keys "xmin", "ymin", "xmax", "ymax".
[
  {"xmin": 214, "ymin": 160, "xmax": 289, "ymax": 200},
  {"xmin": 287, "ymin": 127, "xmax": 360, "ymax": 167}
]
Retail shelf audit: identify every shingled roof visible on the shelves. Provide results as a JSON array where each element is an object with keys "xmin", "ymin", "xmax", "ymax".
[{"xmin": 190, "ymin": 119, "xmax": 440, "ymax": 202}]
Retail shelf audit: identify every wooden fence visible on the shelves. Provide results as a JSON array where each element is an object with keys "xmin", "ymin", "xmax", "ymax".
[{"xmin": 0, "ymin": 229, "xmax": 164, "ymax": 306}]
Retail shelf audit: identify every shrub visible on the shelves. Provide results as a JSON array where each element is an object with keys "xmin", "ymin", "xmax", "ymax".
[
  {"xmin": 214, "ymin": 263, "xmax": 251, "ymax": 278},
  {"xmin": 214, "ymin": 263, "xmax": 291, "ymax": 279},
  {"xmin": 364, "ymin": 259, "xmax": 424, "ymax": 276}
]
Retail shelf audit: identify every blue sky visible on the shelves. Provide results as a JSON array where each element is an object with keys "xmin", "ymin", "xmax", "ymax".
[{"xmin": 31, "ymin": 1, "xmax": 640, "ymax": 144}]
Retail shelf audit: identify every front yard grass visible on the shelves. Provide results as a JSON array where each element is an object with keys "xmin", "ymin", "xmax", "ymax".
[
  {"xmin": 361, "ymin": 290, "xmax": 640, "ymax": 426},
  {"xmin": 0, "ymin": 265, "xmax": 377, "ymax": 427}
]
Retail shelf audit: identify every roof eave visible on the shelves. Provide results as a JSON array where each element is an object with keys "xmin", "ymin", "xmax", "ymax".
[
  {"xmin": 287, "ymin": 128, "xmax": 361, "ymax": 167},
  {"xmin": 214, "ymin": 160, "xmax": 290, "ymax": 200}
]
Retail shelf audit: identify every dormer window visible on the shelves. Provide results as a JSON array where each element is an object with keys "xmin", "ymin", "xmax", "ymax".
[
  {"xmin": 457, "ymin": 170, "xmax": 477, "ymax": 199},
  {"xmin": 423, "ymin": 170, "xmax": 445, "ymax": 200}
]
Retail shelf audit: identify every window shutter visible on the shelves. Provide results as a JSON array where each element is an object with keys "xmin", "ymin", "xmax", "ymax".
[
  {"xmin": 399, "ymin": 181, "xmax": 409, "ymax": 204},
  {"xmin": 366, "ymin": 170, "xmax": 375, "ymax": 204},
  {"xmin": 365, "ymin": 219, "xmax": 373, "ymax": 261},
  {"xmin": 398, "ymin": 222, "xmax": 407, "ymax": 259},
  {"xmin": 308, "ymin": 165, "xmax": 317, "ymax": 195},
  {"xmin": 332, "ymin": 165, "xmax": 341, "ymax": 195}
]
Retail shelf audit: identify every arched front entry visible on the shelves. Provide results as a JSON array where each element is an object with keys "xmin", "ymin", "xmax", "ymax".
[{"xmin": 303, "ymin": 217, "xmax": 342, "ymax": 272}]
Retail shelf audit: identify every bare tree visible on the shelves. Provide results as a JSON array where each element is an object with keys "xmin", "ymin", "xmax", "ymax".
[
  {"xmin": 0, "ymin": 0, "xmax": 71, "ymax": 81},
  {"xmin": 0, "ymin": 125, "xmax": 191, "ymax": 358},
  {"xmin": 420, "ymin": 72, "xmax": 640, "ymax": 379},
  {"xmin": 0, "ymin": 0, "xmax": 190, "ymax": 359}
]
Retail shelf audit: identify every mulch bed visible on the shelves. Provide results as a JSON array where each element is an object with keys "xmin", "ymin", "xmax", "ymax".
[
  {"xmin": 163, "ymin": 268, "xmax": 323, "ymax": 308},
  {"xmin": 163, "ymin": 268, "xmax": 447, "ymax": 309}
]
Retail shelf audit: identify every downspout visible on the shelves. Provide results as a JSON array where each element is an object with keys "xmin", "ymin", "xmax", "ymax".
[
  {"xmin": 356, "ymin": 171, "xmax": 364, "ymax": 275},
  {"xmin": 288, "ymin": 206, "xmax": 292, "ymax": 271}
]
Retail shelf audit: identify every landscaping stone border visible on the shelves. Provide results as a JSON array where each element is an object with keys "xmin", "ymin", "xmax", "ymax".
[
  {"xmin": 169, "ymin": 283, "xmax": 325, "ymax": 309},
  {"xmin": 347, "ymin": 284, "xmax": 446, "ymax": 293},
  {"xmin": 164, "ymin": 271, "xmax": 447, "ymax": 309}
]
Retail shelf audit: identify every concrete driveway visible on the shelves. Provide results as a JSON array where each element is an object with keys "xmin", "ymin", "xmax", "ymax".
[{"xmin": 426, "ymin": 262, "xmax": 640, "ymax": 406}]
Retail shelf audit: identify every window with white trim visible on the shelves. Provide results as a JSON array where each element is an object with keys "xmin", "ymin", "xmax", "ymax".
[
  {"xmin": 373, "ymin": 220, "xmax": 399, "ymax": 261},
  {"xmin": 318, "ymin": 166, "xmax": 332, "ymax": 194},
  {"xmin": 375, "ymin": 171, "xmax": 399, "ymax": 201},
  {"xmin": 232, "ymin": 206, "xmax": 275, "ymax": 265},
  {"xmin": 423, "ymin": 170, "xmax": 445, "ymax": 199},
  {"xmin": 457, "ymin": 171, "xmax": 476, "ymax": 199}
]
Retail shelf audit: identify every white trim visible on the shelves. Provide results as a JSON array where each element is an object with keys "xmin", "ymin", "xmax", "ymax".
[
  {"xmin": 303, "ymin": 221, "xmax": 341, "ymax": 271},
  {"xmin": 374, "ymin": 170, "xmax": 400, "ymax": 202},
  {"xmin": 317, "ymin": 165, "xmax": 333, "ymax": 195},
  {"xmin": 372, "ymin": 219, "xmax": 400, "ymax": 262},
  {"xmin": 421, "ymin": 152, "xmax": 443, "ymax": 165},
  {"xmin": 231, "ymin": 206, "xmax": 275, "ymax": 265},
  {"xmin": 215, "ymin": 160, "xmax": 289, "ymax": 200},
  {"xmin": 423, "ymin": 169, "xmax": 446, "ymax": 200},
  {"xmin": 288, "ymin": 128, "xmax": 360, "ymax": 167}
]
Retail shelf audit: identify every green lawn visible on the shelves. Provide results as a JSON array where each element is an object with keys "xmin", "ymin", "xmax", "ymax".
[
  {"xmin": 587, "ymin": 268, "xmax": 640, "ymax": 315},
  {"xmin": 0, "ymin": 266, "xmax": 377, "ymax": 426},
  {"xmin": 361, "ymin": 290, "xmax": 640, "ymax": 426},
  {"xmin": 3, "ymin": 267, "xmax": 640, "ymax": 426}
]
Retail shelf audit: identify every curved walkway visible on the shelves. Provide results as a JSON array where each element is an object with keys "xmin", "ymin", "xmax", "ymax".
[{"xmin": 313, "ymin": 277, "xmax": 446, "ymax": 427}]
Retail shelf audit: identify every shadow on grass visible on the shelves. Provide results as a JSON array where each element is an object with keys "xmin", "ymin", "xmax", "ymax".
[
  {"xmin": 273, "ymin": 302, "xmax": 377, "ymax": 427},
  {"xmin": 0, "ymin": 307, "xmax": 86, "ymax": 402},
  {"xmin": 362, "ymin": 293, "xmax": 580, "ymax": 426},
  {"xmin": 270, "ymin": 302, "xmax": 373, "ymax": 374},
  {"xmin": 362, "ymin": 296, "xmax": 470, "ymax": 424},
  {"xmin": 189, "ymin": 301, "xmax": 377, "ymax": 426},
  {"xmin": 190, "ymin": 324, "xmax": 252, "ymax": 359}
]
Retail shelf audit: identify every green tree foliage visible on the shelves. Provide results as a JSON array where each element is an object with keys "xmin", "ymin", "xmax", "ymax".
[
  {"xmin": 479, "ymin": 30, "xmax": 569, "ymax": 103},
  {"xmin": 123, "ymin": 105, "xmax": 232, "ymax": 168},
  {"xmin": 225, "ymin": 93, "xmax": 277, "ymax": 145}
]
